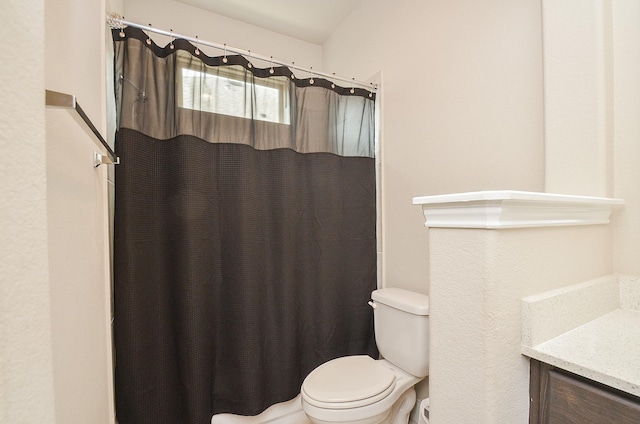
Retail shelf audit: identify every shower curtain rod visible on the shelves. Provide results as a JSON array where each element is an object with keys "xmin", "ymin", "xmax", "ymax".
[{"xmin": 108, "ymin": 16, "xmax": 377, "ymax": 91}]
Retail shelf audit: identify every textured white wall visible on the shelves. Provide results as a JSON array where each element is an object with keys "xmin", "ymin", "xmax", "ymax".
[
  {"xmin": 428, "ymin": 225, "xmax": 613, "ymax": 423},
  {"xmin": 0, "ymin": 0, "xmax": 57, "ymax": 422},
  {"xmin": 542, "ymin": 0, "xmax": 614, "ymax": 197}
]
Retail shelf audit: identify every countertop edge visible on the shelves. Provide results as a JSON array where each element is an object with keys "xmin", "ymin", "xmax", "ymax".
[{"xmin": 521, "ymin": 309, "xmax": 640, "ymax": 398}]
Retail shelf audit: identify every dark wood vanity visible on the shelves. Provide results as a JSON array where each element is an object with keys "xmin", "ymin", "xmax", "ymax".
[{"xmin": 529, "ymin": 359, "xmax": 640, "ymax": 423}]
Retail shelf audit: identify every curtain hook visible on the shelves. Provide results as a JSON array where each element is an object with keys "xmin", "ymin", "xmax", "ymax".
[
  {"xmin": 331, "ymin": 73, "xmax": 336, "ymax": 89},
  {"xmin": 169, "ymin": 29, "xmax": 175, "ymax": 50},
  {"xmin": 119, "ymin": 16, "xmax": 126, "ymax": 38},
  {"xmin": 146, "ymin": 24, "xmax": 152, "ymax": 45},
  {"xmin": 350, "ymin": 78, "xmax": 355, "ymax": 94},
  {"xmin": 290, "ymin": 61, "xmax": 295, "ymax": 79},
  {"xmin": 269, "ymin": 56, "xmax": 274, "ymax": 74},
  {"xmin": 309, "ymin": 67, "xmax": 314, "ymax": 85},
  {"xmin": 369, "ymin": 83, "xmax": 374, "ymax": 97},
  {"xmin": 194, "ymin": 35, "xmax": 200, "ymax": 56},
  {"xmin": 222, "ymin": 43, "xmax": 228, "ymax": 63},
  {"xmin": 247, "ymin": 50, "xmax": 253, "ymax": 68}
]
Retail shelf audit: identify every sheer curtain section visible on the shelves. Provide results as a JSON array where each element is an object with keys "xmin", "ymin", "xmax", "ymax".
[{"xmin": 114, "ymin": 27, "xmax": 375, "ymax": 156}]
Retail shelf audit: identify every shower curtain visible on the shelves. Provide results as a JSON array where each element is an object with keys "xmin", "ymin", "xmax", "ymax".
[{"xmin": 112, "ymin": 27, "xmax": 378, "ymax": 424}]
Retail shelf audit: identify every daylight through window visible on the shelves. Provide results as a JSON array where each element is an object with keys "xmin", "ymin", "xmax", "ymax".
[{"xmin": 179, "ymin": 63, "xmax": 291, "ymax": 125}]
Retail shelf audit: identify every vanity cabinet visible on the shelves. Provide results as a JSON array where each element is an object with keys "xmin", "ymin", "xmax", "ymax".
[{"xmin": 529, "ymin": 359, "xmax": 640, "ymax": 424}]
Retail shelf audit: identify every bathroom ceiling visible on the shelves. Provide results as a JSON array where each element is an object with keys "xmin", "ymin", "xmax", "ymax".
[{"xmin": 174, "ymin": 0, "xmax": 362, "ymax": 44}]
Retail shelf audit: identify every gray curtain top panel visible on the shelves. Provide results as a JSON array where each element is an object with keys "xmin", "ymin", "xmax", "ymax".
[{"xmin": 113, "ymin": 28, "xmax": 376, "ymax": 158}]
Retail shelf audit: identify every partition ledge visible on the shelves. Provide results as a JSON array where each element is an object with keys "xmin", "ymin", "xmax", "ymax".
[{"xmin": 412, "ymin": 190, "xmax": 624, "ymax": 229}]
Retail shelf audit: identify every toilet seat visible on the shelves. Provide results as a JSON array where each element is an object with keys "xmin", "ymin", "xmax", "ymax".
[{"xmin": 301, "ymin": 355, "xmax": 396, "ymax": 409}]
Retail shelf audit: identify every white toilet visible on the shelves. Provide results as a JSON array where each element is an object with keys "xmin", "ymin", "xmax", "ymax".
[{"xmin": 301, "ymin": 287, "xmax": 430, "ymax": 424}]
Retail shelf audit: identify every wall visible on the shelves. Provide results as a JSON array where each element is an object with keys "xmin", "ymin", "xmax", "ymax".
[
  {"xmin": 542, "ymin": 0, "xmax": 640, "ymax": 276},
  {"xmin": 0, "ymin": 0, "xmax": 123, "ymax": 422},
  {"xmin": 428, "ymin": 224, "xmax": 613, "ymax": 423},
  {"xmin": 45, "ymin": 0, "xmax": 116, "ymax": 420},
  {"xmin": 612, "ymin": 0, "xmax": 640, "ymax": 275},
  {"xmin": 0, "ymin": 0, "xmax": 57, "ymax": 422},
  {"xmin": 45, "ymin": 0, "xmax": 116, "ymax": 422},
  {"xmin": 322, "ymin": 0, "xmax": 545, "ymax": 294},
  {"xmin": 46, "ymin": 111, "xmax": 115, "ymax": 424},
  {"xmin": 119, "ymin": 0, "xmax": 323, "ymax": 71},
  {"xmin": 542, "ymin": 0, "xmax": 613, "ymax": 197}
]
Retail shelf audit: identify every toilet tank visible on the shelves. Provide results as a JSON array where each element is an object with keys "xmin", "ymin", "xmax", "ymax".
[{"xmin": 371, "ymin": 288, "xmax": 430, "ymax": 377}]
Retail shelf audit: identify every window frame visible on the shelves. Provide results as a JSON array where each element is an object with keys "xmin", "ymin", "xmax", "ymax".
[{"xmin": 176, "ymin": 54, "xmax": 291, "ymax": 125}]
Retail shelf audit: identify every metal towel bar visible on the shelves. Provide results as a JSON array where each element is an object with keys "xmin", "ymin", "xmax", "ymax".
[{"xmin": 45, "ymin": 90, "xmax": 120, "ymax": 166}]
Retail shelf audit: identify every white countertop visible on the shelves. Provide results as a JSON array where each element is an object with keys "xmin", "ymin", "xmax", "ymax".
[
  {"xmin": 522, "ymin": 308, "xmax": 640, "ymax": 397},
  {"xmin": 522, "ymin": 275, "xmax": 640, "ymax": 397}
]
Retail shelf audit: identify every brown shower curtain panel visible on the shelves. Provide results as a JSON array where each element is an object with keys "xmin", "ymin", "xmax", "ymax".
[{"xmin": 112, "ymin": 27, "xmax": 378, "ymax": 424}]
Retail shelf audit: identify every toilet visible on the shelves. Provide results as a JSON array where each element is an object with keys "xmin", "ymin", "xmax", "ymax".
[{"xmin": 301, "ymin": 287, "xmax": 430, "ymax": 424}]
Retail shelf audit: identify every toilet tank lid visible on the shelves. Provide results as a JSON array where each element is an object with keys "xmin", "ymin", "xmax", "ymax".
[{"xmin": 372, "ymin": 288, "xmax": 430, "ymax": 315}]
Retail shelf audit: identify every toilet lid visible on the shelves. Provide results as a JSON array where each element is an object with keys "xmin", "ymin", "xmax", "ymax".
[{"xmin": 301, "ymin": 355, "xmax": 396, "ymax": 409}]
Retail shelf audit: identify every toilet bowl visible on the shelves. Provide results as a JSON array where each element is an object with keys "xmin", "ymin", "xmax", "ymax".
[
  {"xmin": 301, "ymin": 356, "xmax": 421, "ymax": 424},
  {"xmin": 301, "ymin": 288, "xmax": 430, "ymax": 424}
]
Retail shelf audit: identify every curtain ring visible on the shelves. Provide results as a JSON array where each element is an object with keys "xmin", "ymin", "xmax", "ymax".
[
  {"xmin": 309, "ymin": 67, "xmax": 314, "ymax": 85},
  {"xmin": 350, "ymin": 78, "xmax": 355, "ymax": 94},
  {"xmin": 119, "ymin": 17, "xmax": 126, "ymax": 38},
  {"xmin": 331, "ymin": 73, "xmax": 336, "ymax": 89},
  {"xmin": 194, "ymin": 35, "xmax": 200, "ymax": 56},
  {"xmin": 290, "ymin": 61, "xmax": 295, "ymax": 79},
  {"xmin": 247, "ymin": 50, "xmax": 253, "ymax": 68},
  {"xmin": 169, "ymin": 29, "xmax": 175, "ymax": 50},
  {"xmin": 222, "ymin": 44, "xmax": 228, "ymax": 63},
  {"xmin": 146, "ymin": 24, "xmax": 152, "ymax": 45},
  {"xmin": 269, "ymin": 56, "xmax": 274, "ymax": 74}
]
